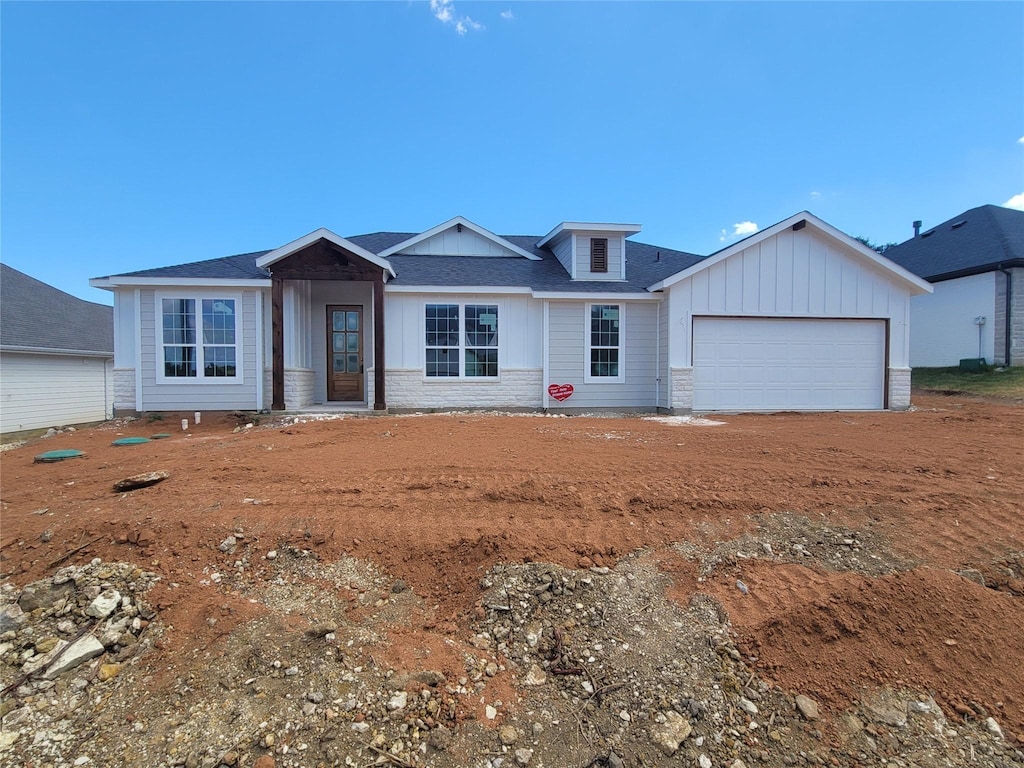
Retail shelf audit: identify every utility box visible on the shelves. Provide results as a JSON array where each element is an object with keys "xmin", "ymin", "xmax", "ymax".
[{"xmin": 959, "ymin": 358, "xmax": 987, "ymax": 373}]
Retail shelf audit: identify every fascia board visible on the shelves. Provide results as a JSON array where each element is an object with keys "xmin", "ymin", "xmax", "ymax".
[
  {"xmin": 90, "ymin": 277, "xmax": 271, "ymax": 288},
  {"xmin": 530, "ymin": 291, "xmax": 658, "ymax": 301},
  {"xmin": 537, "ymin": 222, "xmax": 642, "ymax": 249},
  {"xmin": 378, "ymin": 216, "xmax": 541, "ymax": 261},
  {"xmin": 385, "ymin": 285, "xmax": 532, "ymax": 295},
  {"xmin": 0, "ymin": 344, "xmax": 113, "ymax": 357}
]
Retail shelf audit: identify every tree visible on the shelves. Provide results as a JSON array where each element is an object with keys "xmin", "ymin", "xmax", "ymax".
[{"xmin": 853, "ymin": 235, "xmax": 898, "ymax": 254}]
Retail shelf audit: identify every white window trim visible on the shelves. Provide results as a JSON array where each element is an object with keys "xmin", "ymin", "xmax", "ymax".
[
  {"xmin": 584, "ymin": 302, "xmax": 625, "ymax": 384},
  {"xmin": 423, "ymin": 302, "xmax": 501, "ymax": 381},
  {"xmin": 156, "ymin": 291, "xmax": 244, "ymax": 384}
]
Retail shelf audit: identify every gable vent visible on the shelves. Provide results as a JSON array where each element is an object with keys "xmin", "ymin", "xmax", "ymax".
[
  {"xmin": 590, "ymin": 238, "xmax": 608, "ymax": 273},
  {"xmin": 951, "ymin": 220, "xmax": 967, "ymax": 230}
]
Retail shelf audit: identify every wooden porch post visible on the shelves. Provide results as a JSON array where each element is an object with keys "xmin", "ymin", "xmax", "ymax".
[
  {"xmin": 373, "ymin": 273, "xmax": 386, "ymax": 410},
  {"xmin": 272, "ymin": 276, "xmax": 285, "ymax": 410}
]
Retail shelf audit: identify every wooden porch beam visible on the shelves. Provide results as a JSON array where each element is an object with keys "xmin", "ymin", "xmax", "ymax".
[
  {"xmin": 373, "ymin": 274, "xmax": 386, "ymax": 411},
  {"xmin": 272, "ymin": 276, "xmax": 284, "ymax": 410}
]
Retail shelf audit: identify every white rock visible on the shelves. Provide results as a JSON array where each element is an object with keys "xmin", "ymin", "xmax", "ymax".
[
  {"xmin": 43, "ymin": 635, "xmax": 105, "ymax": 680},
  {"xmin": 738, "ymin": 697, "xmax": 758, "ymax": 715},
  {"xmin": 985, "ymin": 716, "xmax": 1003, "ymax": 739},
  {"xmin": 514, "ymin": 748, "xmax": 533, "ymax": 766},
  {"xmin": 85, "ymin": 590, "xmax": 121, "ymax": 619},
  {"xmin": 387, "ymin": 691, "xmax": 408, "ymax": 711},
  {"xmin": 699, "ymin": 755, "xmax": 712, "ymax": 768},
  {"xmin": 650, "ymin": 710, "xmax": 691, "ymax": 755},
  {"xmin": 523, "ymin": 664, "xmax": 546, "ymax": 686},
  {"xmin": 351, "ymin": 722, "xmax": 370, "ymax": 733},
  {"xmin": 485, "ymin": 705, "xmax": 497, "ymax": 720}
]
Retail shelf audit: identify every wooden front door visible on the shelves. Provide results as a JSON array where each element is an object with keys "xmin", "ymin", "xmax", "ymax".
[{"xmin": 327, "ymin": 305, "xmax": 364, "ymax": 401}]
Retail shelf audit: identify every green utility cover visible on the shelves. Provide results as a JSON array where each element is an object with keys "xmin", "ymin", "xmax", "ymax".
[
  {"xmin": 958, "ymin": 358, "xmax": 987, "ymax": 373},
  {"xmin": 150, "ymin": 433, "xmax": 171, "ymax": 439},
  {"xmin": 34, "ymin": 449, "xmax": 85, "ymax": 463},
  {"xmin": 112, "ymin": 437, "xmax": 150, "ymax": 446}
]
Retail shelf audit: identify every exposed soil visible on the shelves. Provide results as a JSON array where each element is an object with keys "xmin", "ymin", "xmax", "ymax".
[{"xmin": 1, "ymin": 396, "xmax": 1022, "ymax": 767}]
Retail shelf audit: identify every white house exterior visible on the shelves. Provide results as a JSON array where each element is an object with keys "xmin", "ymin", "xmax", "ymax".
[
  {"xmin": 1, "ymin": 265, "xmax": 114, "ymax": 434},
  {"xmin": 90, "ymin": 212, "xmax": 931, "ymax": 414},
  {"xmin": 884, "ymin": 204, "xmax": 1023, "ymax": 367}
]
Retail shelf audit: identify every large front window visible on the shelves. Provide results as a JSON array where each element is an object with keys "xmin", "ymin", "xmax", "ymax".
[
  {"xmin": 587, "ymin": 304, "xmax": 622, "ymax": 381},
  {"xmin": 425, "ymin": 303, "xmax": 498, "ymax": 378},
  {"xmin": 161, "ymin": 297, "xmax": 239, "ymax": 379}
]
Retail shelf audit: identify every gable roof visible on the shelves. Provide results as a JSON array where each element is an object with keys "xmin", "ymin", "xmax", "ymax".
[
  {"xmin": 882, "ymin": 204, "xmax": 1024, "ymax": 281},
  {"xmin": 255, "ymin": 228, "xmax": 396, "ymax": 277},
  {"xmin": 376, "ymin": 216, "xmax": 541, "ymax": 260},
  {"xmin": 647, "ymin": 211, "xmax": 933, "ymax": 295},
  {"xmin": 1, "ymin": 264, "xmax": 113, "ymax": 356}
]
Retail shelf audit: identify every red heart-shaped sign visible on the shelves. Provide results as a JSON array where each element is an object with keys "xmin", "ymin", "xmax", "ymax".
[{"xmin": 547, "ymin": 383, "xmax": 574, "ymax": 402}]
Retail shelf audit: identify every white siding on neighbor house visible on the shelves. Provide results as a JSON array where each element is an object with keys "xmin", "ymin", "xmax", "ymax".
[
  {"xmin": 1, "ymin": 352, "xmax": 113, "ymax": 433},
  {"xmin": 310, "ymin": 281, "xmax": 375, "ymax": 404},
  {"xmin": 384, "ymin": 292, "xmax": 543, "ymax": 371},
  {"xmin": 547, "ymin": 301, "xmax": 659, "ymax": 408},
  {"xmin": 138, "ymin": 288, "xmax": 260, "ymax": 411},
  {"xmin": 397, "ymin": 227, "xmax": 522, "ymax": 257},
  {"xmin": 665, "ymin": 228, "xmax": 913, "ymax": 369},
  {"xmin": 910, "ymin": 272, "xmax": 996, "ymax": 367},
  {"xmin": 574, "ymin": 233, "xmax": 625, "ymax": 281}
]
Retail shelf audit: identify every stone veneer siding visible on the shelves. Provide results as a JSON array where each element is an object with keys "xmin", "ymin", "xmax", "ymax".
[
  {"xmin": 669, "ymin": 367, "xmax": 694, "ymax": 412},
  {"xmin": 888, "ymin": 367, "xmax": 912, "ymax": 411},
  {"xmin": 284, "ymin": 368, "xmax": 315, "ymax": 409},
  {"xmin": 386, "ymin": 369, "xmax": 543, "ymax": 410},
  {"xmin": 113, "ymin": 368, "xmax": 136, "ymax": 412}
]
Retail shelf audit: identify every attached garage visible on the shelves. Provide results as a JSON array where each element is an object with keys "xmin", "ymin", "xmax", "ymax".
[{"xmin": 692, "ymin": 317, "xmax": 886, "ymax": 411}]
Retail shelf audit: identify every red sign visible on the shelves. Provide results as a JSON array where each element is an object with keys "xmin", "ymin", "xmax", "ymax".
[{"xmin": 547, "ymin": 383, "xmax": 574, "ymax": 402}]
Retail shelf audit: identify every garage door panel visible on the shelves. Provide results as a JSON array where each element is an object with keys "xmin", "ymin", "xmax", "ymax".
[{"xmin": 693, "ymin": 317, "xmax": 885, "ymax": 411}]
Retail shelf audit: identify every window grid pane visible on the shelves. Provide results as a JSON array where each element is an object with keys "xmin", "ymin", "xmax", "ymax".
[
  {"xmin": 426, "ymin": 304, "xmax": 460, "ymax": 377},
  {"xmin": 589, "ymin": 305, "xmax": 621, "ymax": 377},
  {"xmin": 164, "ymin": 346, "xmax": 197, "ymax": 377}
]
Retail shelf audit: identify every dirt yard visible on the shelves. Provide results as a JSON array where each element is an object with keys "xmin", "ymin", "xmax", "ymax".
[{"xmin": 1, "ymin": 396, "xmax": 1022, "ymax": 768}]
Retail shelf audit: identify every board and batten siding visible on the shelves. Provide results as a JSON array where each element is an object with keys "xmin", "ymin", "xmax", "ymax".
[
  {"xmin": 665, "ymin": 228, "xmax": 913, "ymax": 369},
  {"xmin": 384, "ymin": 292, "xmax": 543, "ymax": 371},
  {"xmin": 909, "ymin": 272, "xmax": 995, "ymax": 367},
  {"xmin": 398, "ymin": 228, "xmax": 522, "ymax": 257},
  {"xmin": 1, "ymin": 352, "xmax": 113, "ymax": 433},
  {"xmin": 657, "ymin": 300, "xmax": 670, "ymax": 409},
  {"xmin": 138, "ymin": 288, "xmax": 260, "ymax": 411},
  {"xmin": 574, "ymin": 233, "xmax": 625, "ymax": 281},
  {"xmin": 547, "ymin": 301, "xmax": 659, "ymax": 408}
]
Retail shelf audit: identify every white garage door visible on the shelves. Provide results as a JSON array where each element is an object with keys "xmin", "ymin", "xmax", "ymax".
[{"xmin": 692, "ymin": 317, "xmax": 886, "ymax": 411}]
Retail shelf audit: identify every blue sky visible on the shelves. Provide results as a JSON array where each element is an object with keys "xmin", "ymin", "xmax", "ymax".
[{"xmin": 2, "ymin": 1, "xmax": 1022, "ymax": 304}]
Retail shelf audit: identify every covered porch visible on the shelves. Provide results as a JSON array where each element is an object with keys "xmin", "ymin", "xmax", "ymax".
[{"xmin": 255, "ymin": 229, "xmax": 395, "ymax": 412}]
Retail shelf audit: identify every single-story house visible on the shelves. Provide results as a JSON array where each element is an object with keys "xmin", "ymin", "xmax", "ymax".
[
  {"xmin": 883, "ymin": 204, "xmax": 1023, "ymax": 367},
  {"xmin": 89, "ymin": 211, "xmax": 931, "ymax": 414},
  {"xmin": 1, "ymin": 264, "xmax": 114, "ymax": 433}
]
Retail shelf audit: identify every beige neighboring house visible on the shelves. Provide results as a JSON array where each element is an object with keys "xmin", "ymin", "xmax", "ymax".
[{"xmin": 1, "ymin": 264, "xmax": 114, "ymax": 433}]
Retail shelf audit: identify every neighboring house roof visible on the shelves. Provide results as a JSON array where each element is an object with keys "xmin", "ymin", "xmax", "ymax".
[
  {"xmin": 91, "ymin": 230, "xmax": 705, "ymax": 294},
  {"xmin": 883, "ymin": 204, "xmax": 1024, "ymax": 282},
  {"xmin": 1, "ymin": 264, "xmax": 114, "ymax": 356}
]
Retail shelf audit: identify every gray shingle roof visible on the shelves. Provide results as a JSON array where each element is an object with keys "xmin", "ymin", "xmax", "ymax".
[
  {"xmin": 1, "ymin": 264, "xmax": 113, "ymax": 355},
  {"xmin": 96, "ymin": 234, "xmax": 706, "ymax": 293},
  {"xmin": 883, "ymin": 205, "xmax": 1024, "ymax": 281}
]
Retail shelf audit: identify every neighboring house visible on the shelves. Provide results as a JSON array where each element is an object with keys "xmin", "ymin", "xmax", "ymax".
[
  {"xmin": 89, "ymin": 212, "xmax": 931, "ymax": 414},
  {"xmin": 883, "ymin": 204, "xmax": 1023, "ymax": 367},
  {"xmin": 0, "ymin": 264, "xmax": 114, "ymax": 433}
]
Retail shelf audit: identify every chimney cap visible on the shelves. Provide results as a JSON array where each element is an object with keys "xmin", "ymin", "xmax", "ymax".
[{"xmin": 913, "ymin": 220, "xmax": 922, "ymax": 237}]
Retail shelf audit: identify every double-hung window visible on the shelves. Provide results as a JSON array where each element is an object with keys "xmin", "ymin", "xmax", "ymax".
[
  {"xmin": 425, "ymin": 303, "xmax": 498, "ymax": 378},
  {"xmin": 160, "ymin": 296, "xmax": 240, "ymax": 380},
  {"xmin": 586, "ymin": 303, "xmax": 623, "ymax": 382}
]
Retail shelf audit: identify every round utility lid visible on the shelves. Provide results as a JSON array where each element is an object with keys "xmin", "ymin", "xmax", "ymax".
[
  {"xmin": 111, "ymin": 437, "xmax": 150, "ymax": 446},
  {"xmin": 150, "ymin": 433, "xmax": 171, "ymax": 439},
  {"xmin": 34, "ymin": 449, "xmax": 85, "ymax": 463}
]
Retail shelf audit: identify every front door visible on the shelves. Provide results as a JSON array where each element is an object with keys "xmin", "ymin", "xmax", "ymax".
[{"xmin": 327, "ymin": 305, "xmax": 364, "ymax": 401}]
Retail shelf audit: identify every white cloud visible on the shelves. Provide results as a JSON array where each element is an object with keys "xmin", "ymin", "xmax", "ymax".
[
  {"xmin": 1005, "ymin": 193, "xmax": 1024, "ymax": 211},
  {"xmin": 720, "ymin": 221, "xmax": 759, "ymax": 243},
  {"xmin": 809, "ymin": 191, "xmax": 822, "ymax": 200},
  {"xmin": 430, "ymin": 0, "xmax": 484, "ymax": 35},
  {"xmin": 1018, "ymin": 135, "xmax": 1024, "ymax": 145},
  {"xmin": 501, "ymin": 9, "xmax": 515, "ymax": 20}
]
